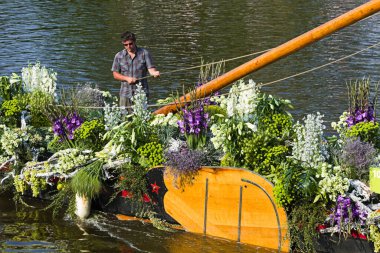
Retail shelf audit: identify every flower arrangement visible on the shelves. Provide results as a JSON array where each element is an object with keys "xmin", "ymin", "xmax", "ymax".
[{"xmin": 2, "ymin": 63, "xmax": 380, "ymax": 251}]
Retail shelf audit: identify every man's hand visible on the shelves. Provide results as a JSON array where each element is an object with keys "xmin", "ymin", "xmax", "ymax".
[
  {"xmin": 151, "ymin": 70, "xmax": 160, "ymax": 78},
  {"xmin": 148, "ymin": 68, "xmax": 160, "ymax": 78},
  {"xmin": 125, "ymin": 76, "xmax": 137, "ymax": 84}
]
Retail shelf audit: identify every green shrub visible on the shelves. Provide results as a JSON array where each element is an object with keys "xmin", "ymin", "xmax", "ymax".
[
  {"xmin": 345, "ymin": 122, "xmax": 380, "ymax": 148},
  {"xmin": 74, "ymin": 119, "xmax": 105, "ymax": 151},
  {"xmin": 242, "ymin": 113, "xmax": 293, "ymax": 176},
  {"xmin": 0, "ymin": 98, "xmax": 25, "ymax": 127},
  {"xmin": 27, "ymin": 90, "xmax": 53, "ymax": 127},
  {"xmin": 136, "ymin": 141, "xmax": 164, "ymax": 168}
]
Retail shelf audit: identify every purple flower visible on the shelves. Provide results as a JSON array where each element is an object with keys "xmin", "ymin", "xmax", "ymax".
[
  {"xmin": 52, "ymin": 112, "xmax": 84, "ymax": 141},
  {"xmin": 330, "ymin": 195, "xmax": 368, "ymax": 229},
  {"xmin": 346, "ymin": 106, "xmax": 376, "ymax": 127}
]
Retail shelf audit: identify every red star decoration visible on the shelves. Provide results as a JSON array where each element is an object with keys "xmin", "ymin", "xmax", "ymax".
[
  {"xmin": 142, "ymin": 193, "xmax": 151, "ymax": 203},
  {"xmin": 121, "ymin": 190, "xmax": 133, "ymax": 198},
  {"xmin": 151, "ymin": 182, "xmax": 160, "ymax": 194}
]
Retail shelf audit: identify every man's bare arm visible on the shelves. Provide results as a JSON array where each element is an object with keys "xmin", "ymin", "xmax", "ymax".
[{"xmin": 113, "ymin": 71, "xmax": 137, "ymax": 84}]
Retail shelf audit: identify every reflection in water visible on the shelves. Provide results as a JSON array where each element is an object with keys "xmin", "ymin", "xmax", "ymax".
[{"xmin": 0, "ymin": 193, "xmax": 271, "ymax": 253}]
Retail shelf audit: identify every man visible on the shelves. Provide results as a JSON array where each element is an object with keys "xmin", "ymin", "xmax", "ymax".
[{"xmin": 111, "ymin": 31, "xmax": 160, "ymax": 110}]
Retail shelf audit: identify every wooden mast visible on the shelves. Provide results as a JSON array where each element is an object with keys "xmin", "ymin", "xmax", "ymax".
[{"xmin": 154, "ymin": 0, "xmax": 380, "ymax": 115}]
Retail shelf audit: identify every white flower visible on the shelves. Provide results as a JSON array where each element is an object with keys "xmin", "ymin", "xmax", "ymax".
[{"xmin": 22, "ymin": 62, "xmax": 57, "ymax": 95}]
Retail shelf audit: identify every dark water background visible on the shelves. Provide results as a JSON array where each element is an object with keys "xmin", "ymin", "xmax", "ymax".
[{"xmin": 0, "ymin": 0, "xmax": 379, "ymax": 252}]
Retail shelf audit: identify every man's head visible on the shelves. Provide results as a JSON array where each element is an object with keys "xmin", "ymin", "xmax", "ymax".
[{"xmin": 121, "ymin": 31, "xmax": 137, "ymax": 53}]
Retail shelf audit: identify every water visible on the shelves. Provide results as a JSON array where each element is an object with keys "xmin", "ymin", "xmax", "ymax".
[{"xmin": 0, "ymin": 0, "xmax": 379, "ymax": 252}]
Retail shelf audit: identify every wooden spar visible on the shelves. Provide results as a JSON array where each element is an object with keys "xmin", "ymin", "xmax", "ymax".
[{"xmin": 154, "ymin": 0, "xmax": 380, "ymax": 115}]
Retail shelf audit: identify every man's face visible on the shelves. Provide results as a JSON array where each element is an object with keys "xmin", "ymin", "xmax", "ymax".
[{"xmin": 123, "ymin": 39, "xmax": 136, "ymax": 53}]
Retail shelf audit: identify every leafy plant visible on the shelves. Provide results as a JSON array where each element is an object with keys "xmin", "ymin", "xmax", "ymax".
[
  {"xmin": 0, "ymin": 74, "xmax": 22, "ymax": 101},
  {"xmin": 345, "ymin": 122, "xmax": 380, "ymax": 148},
  {"xmin": 74, "ymin": 119, "xmax": 105, "ymax": 151},
  {"xmin": 0, "ymin": 97, "xmax": 25, "ymax": 127},
  {"xmin": 288, "ymin": 202, "xmax": 327, "ymax": 253},
  {"xmin": 70, "ymin": 160, "xmax": 104, "ymax": 199}
]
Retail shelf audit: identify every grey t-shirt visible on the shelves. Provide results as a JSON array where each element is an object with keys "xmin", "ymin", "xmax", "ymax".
[{"xmin": 111, "ymin": 47, "xmax": 155, "ymax": 98}]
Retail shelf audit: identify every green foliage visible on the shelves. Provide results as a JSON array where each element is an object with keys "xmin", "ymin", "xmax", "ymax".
[
  {"xmin": 255, "ymin": 93, "xmax": 293, "ymax": 118},
  {"xmin": 220, "ymin": 153, "xmax": 236, "ymax": 167},
  {"xmin": 288, "ymin": 202, "xmax": 327, "ymax": 253},
  {"xmin": 70, "ymin": 160, "xmax": 104, "ymax": 199},
  {"xmin": 241, "ymin": 113, "xmax": 293, "ymax": 176},
  {"xmin": 273, "ymin": 160, "xmax": 318, "ymax": 211},
  {"xmin": 345, "ymin": 122, "xmax": 380, "ymax": 148},
  {"xmin": 259, "ymin": 113, "xmax": 293, "ymax": 136},
  {"xmin": 27, "ymin": 90, "xmax": 53, "ymax": 127},
  {"xmin": 0, "ymin": 74, "xmax": 22, "ymax": 101},
  {"xmin": 0, "ymin": 97, "xmax": 25, "ymax": 127},
  {"xmin": 204, "ymin": 105, "xmax": 227, "ymax": 121},
  {"xmin": 136, "ymin": 141, "xmax": 164, "ymax": 168},
  {"xmin": 43, "ymin": 185, "xmax": 76, "ymax": 219},
  {"xmin": 242, "ymin": 134, "xmax": 289, "ymax": 175},
  {"xmin": 48, "ymin": 136, "xmax": 69, "ymax": 153},
  {"xmin": 273, "ymin": 162, "xmax": 303, "ymax": 210},
  {"xmin": 74, "ymin": 119, "xmax": 105, "ymax": 151},
  {"xmin": 117, "ymin": 163, "xmax": 148, "ymax": 202}
]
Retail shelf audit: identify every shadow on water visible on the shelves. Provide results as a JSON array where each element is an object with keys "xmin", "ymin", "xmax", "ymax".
[{"xmin": 0, "ymin": 193, "xmax": 274, "ymax": 252}]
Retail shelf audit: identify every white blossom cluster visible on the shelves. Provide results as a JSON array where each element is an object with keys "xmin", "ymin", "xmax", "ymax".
[
  {"xmin": 167, "ymin": 138, "xmax": 186, "ymax": 152},
  {"xmin": 331, "ymin": 111, "xmax": 349, "ymax": 135},
  {"xmin": 292, "ymin": 113, "xmax": 328, "ymax": 168},
  {"xmin": 103, "ymin": 100, "xmax": 122, "ymax": 130},
  {"xmin": 210, "ymin": 79, "xmax": 259, "ymax": 152},
  {"xmin": 316, "ymin": 162, "xmax": 350, "ymax": 202},
  {"xmin": 0, "ymin": 125, "xmax": 24, "ymax": 157},
  {"xmin": 22, "ymin": 62, "xmax": 57, "ymax": 95},
  {"xmin": 150, "ymin": 113, "xmax": 178, "ymax": 128},
  {"xmin": 213, "ymin": 79, "xmax": 259, "ymax": 120},
  {"xmin": 131, "ymin": 83, "xmax": 151, "ymax": 122},
  {"xmin": 50, "ymin": 149, "xmax": 90, "ymax": 174}
]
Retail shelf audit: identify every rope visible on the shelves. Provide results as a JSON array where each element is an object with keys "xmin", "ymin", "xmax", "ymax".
[
  {"xmin": 136, "ymin": 11, "xmax": 379, "ymax": 82},
  {"xmin": 135, "ymin": 48, "xmax": 272, "ymax": 81},
  {"xmin": 259, "ymin": 41, "xmax": 380, "ymax": 88},
  {"xmin": 54, "ymin": 40, "xmax": 379, "ymax": 110},
  {"xmin": 148, "ymin": 40, "xmax": 380, "ymax": 108},
  {"xmin": 54, "ymin": 39, "xmax": 379, "ymax": 111}
]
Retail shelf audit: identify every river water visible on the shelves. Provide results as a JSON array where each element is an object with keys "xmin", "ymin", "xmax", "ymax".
[{"xmin": 0, "ymin": 0, "xmax": 379, "ymax": 252}]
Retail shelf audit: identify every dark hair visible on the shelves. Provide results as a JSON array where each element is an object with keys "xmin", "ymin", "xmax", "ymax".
[{"xmin": 121, "ymin": 31, "xmax": 136, "ymax": 42}]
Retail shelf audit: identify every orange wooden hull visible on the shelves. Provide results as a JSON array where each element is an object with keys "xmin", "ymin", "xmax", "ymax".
[{"xmin": 163, "ymin": 167, "xmax": 290, "ymax": 252}]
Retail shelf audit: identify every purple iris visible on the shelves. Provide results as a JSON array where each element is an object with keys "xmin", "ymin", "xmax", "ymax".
[
  {"xmin": 52, "ymin": 112, "xmax": 83, "ymax": 141},
  {"xmin": 177, "ymin": 104, "xmax": 209, "ymax": 136},
  {"xmin": 346, "ymin": 106, "xmax": 375, "ymax": 127}
]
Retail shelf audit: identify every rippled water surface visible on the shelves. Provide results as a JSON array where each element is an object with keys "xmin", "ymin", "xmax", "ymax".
[{"xmin": 0, "ymin": 0, "xmax": 379, "ymax": 252}]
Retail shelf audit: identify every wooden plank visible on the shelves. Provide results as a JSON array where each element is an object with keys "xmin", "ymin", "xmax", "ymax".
[{"xmin": 163, "ymin": 166, "xmax": 290, "ymax": 252}]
